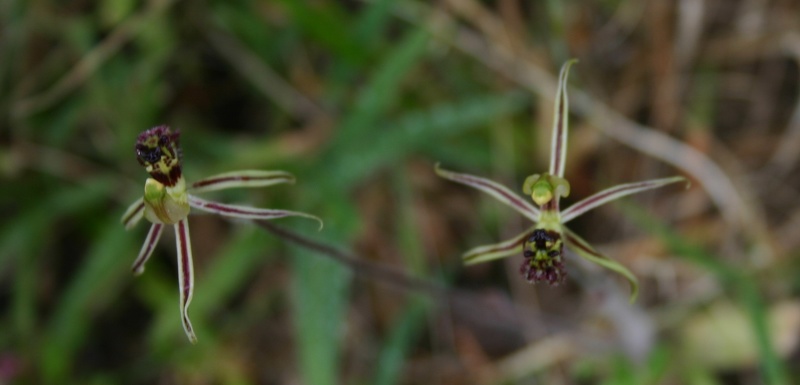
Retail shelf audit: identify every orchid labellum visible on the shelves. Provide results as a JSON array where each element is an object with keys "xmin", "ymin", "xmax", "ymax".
[
  {"xmin": 436, "ymin": 61, "xmax": 687, "ymax": 301},
  {"xmin": 121, "ymin": 126, "xmax": 322, "ymax": 343}
]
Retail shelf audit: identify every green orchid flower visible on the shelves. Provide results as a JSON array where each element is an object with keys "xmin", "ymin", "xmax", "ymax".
[
  {"xmin": 436, "ymin": 60, "xmax": 687, "ymax": 302},
  {"xmin": 121, "ymin": 126, "xmax": 322, "ymax": 343}
]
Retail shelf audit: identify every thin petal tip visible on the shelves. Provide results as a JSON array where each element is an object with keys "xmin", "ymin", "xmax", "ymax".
[
  {"xmin": 461, "ymin": 255, "xmax": 482, "ymax": 266},
  {"xmin": 559, "ymin": 59, "xmax": 578, "ymax": 77}
]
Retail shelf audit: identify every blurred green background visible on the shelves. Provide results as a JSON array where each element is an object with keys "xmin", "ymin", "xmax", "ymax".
[{"xmin": 2, "ymin": 0, "xmax": 800, "ymax": 384}]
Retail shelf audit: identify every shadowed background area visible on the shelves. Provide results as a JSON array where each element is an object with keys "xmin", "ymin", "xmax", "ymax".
[{"xmin": 2, "ymin": 0, "xmax": 800, "ymax": 384}]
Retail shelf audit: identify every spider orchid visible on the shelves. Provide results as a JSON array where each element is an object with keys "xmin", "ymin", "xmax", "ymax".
[
  {"xmin": 436, "ymin": 61, "xmax": 686, "ymax": 301},
  {"xmin": 121, "ymin": 126, "xmax": 322, "ymax": 343}
]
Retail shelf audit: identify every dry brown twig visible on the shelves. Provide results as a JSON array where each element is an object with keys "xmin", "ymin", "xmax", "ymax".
[{"xmin": 253, "ymin": 220, "xmax": 571, "ymax": 340}]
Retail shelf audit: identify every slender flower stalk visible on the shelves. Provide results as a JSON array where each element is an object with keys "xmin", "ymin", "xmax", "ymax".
[
  {"xmin": 122, "ymin": 126, "xmax": 322, "ymax": 343},
  {"xmin": 436, "ymin": 60, "xmax": 687, "ymax": 301}
]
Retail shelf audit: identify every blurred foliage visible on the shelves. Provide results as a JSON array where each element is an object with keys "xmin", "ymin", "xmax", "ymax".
[{"xmin": 2, "ymin": 0, "xmax": 800, "ymax": 384}]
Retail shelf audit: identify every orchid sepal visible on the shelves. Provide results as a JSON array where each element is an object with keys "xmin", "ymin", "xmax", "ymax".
[
  {"xmin": 122, "ymin": 198, "xmax": 145, "ymax": 230},
  {"xmin": 462, "ymin": 225, "xmax": 536, "ymax": 265},
  {"xmin": 560, "ymin": 176, "xmax": 688, "ymax": 224},
  {"xmin": 549, "ymin": 59, "xmax": 578, "ymax": 179},
  {"xmin": 188, "ymin": 195, "xmax": 323, "ymax": 230},
  {"xmin": 174, "ymin": 218, "xmax": 197, "ymax": 344},
  {"xmin": 563, "ymin": 227, "xmax": 639, "ymax": 303},
  {"xmin": 131, "ymin": 223, "xmax": 164, "ymax": 275},
  {"xmin": 435, "ymin": 163, "xmax": 541, "ymax": 222},
  {"xmin": 190, "ymin": 170, "xmax": 295, "ymax": 193}
]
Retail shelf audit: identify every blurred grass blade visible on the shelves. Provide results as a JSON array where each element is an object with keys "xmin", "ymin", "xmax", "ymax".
[
  {"xmin": 330, "ymin": 26, "xmax": 429, "ymax": 148},
  {"xmin": 289, "ymin": 231, "xmax": 350, "ymax": 385},
  {"xmin": 276, "ymin": 0, "xmax": 364, "ymax": 65},
  {"xmin": 372, "ymin": 299, "xmax": 428, "ymax": 385},
  {"xmin": 353, "ymin": 0, "xmax": 393, "ymax": 48},
  {"xmin": 333, "ymin": 92, "xmax": 529, "ymax": 187},
  {"xmin": 41, "ymin": 220, "xmax": 136, "ymax": 382}
]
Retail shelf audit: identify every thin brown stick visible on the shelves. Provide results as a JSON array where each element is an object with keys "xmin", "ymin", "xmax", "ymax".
[
  {"xmin": 253, "ymin": 220, "xmax": 566, "ymax": 337},
  {"xmin": 255, "ymin": 219, "xmax": 448, "ymax": 298}
]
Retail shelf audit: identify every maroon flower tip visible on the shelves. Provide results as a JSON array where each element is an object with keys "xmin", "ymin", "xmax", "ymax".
[
  {"xmin": 135, "ymin": 125, "xmax": 183, "ymax": 186},
  {"xmin": 136, "ymin": 125, "xmax": 180, "ymax": 147},
  {"xmin": 520, "ymin": 229, "xmax": 566, "ymax": 285},
  {"xmin": 520, "ymin": 257, "xmax": 566, "ymax": 285}
]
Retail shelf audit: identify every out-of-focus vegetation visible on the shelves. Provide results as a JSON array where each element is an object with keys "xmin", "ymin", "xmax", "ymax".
[{"xmin": 2, "ymin": 0, "xmax": 800, "ymax": 384}]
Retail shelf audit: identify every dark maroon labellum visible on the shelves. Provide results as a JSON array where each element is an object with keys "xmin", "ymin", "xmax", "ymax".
[
  {"xmin": 521, "ymin": 229, "xmax": 566, "ymax": 285},
  {"xmin": 135, "ymin": 125, "xmax": 183, "ymax": 187}
]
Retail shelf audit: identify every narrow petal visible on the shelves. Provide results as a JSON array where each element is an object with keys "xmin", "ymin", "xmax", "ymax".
[
  {"xmin": 463, "ymin": 226, "xmax": 536, "ymax": 265},
  {"xmin": 560, "ymin": 176, "xmax": 687, "ymax": 224},
  {"xmin": 549, "ymin": 59, "xmax": 577, "ymax": 178},
  {"xmin": 188, "ymin": 195, "xmax": 323, "ymax": 230},
  {"xmin": 190, "ymin": 170, "xmax": 295, "ymax": 193},
  {"xmin": 435, "ymin": 164, "xmax": 540, "ymax": 222},
  {"xmin": 563, "ymin": 227, "xmax": 639, "ymax": 303},
  {"xmin": 121, "ymin": 198, "xmax": 145, "ymax": 230},
  {"xmin": 175, "ymin": 219, "xmax": 198, "ymax": 344},
  {"xmin": 131, "ymin": 223, "xmax": 164, "ymax": 275}
]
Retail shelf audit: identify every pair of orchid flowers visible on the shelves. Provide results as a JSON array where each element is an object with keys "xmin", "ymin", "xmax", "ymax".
[{"xmin": 122, "ymin": 61, "xmax": 685, "ymax": 343}]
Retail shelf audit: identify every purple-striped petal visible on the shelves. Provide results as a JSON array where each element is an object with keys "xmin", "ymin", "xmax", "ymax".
[
  {"xmin": 462, "ymin": 226, "xmax": 535, "ymax": 265},
  {"xmin": 188, "ymin": 195, "xmax": 323, "ymax": 230},
  {"xmin": 121, "ymin": 198, "xmax": 145, "ymax": 230},
  {"xmin": 560, "ymin": 176, "xmax": 687, "ymax": 224},
  {"xmin": 189, "ymin": 170, "xmax": 295, "ymax": 193},
  {"xmin": 435, "ymin": 164, "xmax": 540, "ymax": 222},
  {"xmin": 563, "ymin": 227, "xmax": 639, "ymax": 302},
  {"xmin": 175, "ymin": 219, "xmax": 197, "ymax": 344},
  {"xmin": 549, "ymin": 60, "xmax": 577, "ymax": 178},
  {"xmin": 131, "ymin": 223, "xmax": 164, "ymax": 275}
]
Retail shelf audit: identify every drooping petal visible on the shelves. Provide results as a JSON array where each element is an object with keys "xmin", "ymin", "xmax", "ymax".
[
  {"xmin": 463, "ymin": 225, "xmax": 536, "ymax": 265},
  {"xmin": 131, "ymin": 223, "xmax": 164, "ymax": 275},
  {"xmin": 435, "ymin": 164, "xmax": 541, "ymax": 222},
  {"xmin": 560, "ymin": 176, "xmax": 687, "ymax": 224},
  {"xmin": 549, "ymin": 59, "xmax": 577, "ymax": 178},
  {"xmin": 190, "ymin": 170, "xmax": 295, "ymax": 193},
  {"xmin": 175, "ymin": 218, "xmax": 198, "ymax": 344},
  {"xmin": 188, "ymin": 195, "xmax": 323, "ymax": 230},
  {"xmin": 563, "ymin": 227, "xmax": 639, "ymax": 303},
  {"xmin": 121, "ymin": 198, "xmax": 145, "ymax": 230}
]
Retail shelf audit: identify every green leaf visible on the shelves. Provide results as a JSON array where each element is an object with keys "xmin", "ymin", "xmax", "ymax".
[{"xmin": 289, "ymin": 230, "xmax": 351, "ymax": 385}]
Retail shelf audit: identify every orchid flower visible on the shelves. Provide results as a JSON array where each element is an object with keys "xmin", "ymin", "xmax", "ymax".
[
  {"xmin": 121, "ymin": 126, "xmax": 322, "ymax": 343},
  {"xmin": 436, "ymin": 61, "xmax": 686, "ymax": 302}
]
